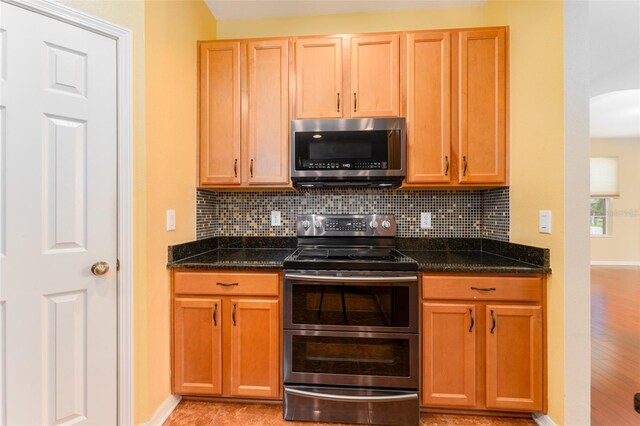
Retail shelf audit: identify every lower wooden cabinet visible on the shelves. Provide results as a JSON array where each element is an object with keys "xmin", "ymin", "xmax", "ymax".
[
  {"xmin": 172, "ymin": 270, "xmax": 281, "ymax": 399},
  {"xmin": 421, "ymin": 274, "xmax": 545, "ymax": 413}
]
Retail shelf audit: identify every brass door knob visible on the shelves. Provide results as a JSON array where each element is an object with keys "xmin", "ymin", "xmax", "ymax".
[{"xmin": 91, "ymin": 261, "xmax": 110, "ymax": 276}]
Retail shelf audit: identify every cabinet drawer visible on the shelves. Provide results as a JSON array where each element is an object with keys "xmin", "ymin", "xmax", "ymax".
[
  {"xmin": 175, "ymin": 271, "xmax": 280, "ymax": 296},
  {"xmin": 422, "ymin": 275, "xmax": 542, "ymax": 302}
]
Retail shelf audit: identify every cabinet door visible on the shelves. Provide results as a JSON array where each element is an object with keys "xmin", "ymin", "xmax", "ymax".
[
  {"xmin": 199, "ymin": 41, "xmax": 242, "ymax": 186},
  {"xmin": 351, "ymin": 34, "xmax": 400, "ymax": 118},
  {"xmin": 457, "ymin": 29, "xmax": 507, "ymax": 184},
  {"xmin": 246, "ymin": 39, "xmax": 289, "ymax": 185},
  {"xmin": 229, "ymin": 298, "xmax": 280, "ymax": 398},
  {"xmin": 485, "ymin": 305, "xmax": 542, "ymax": 411},
  {"xmin": 406, "ymin": 32, "xmax": 451, "ymax": 184},
  {"xmin": 174, "ymin": 298, "xmax": 222, "ymax": 395},
  {"xmin": 295, "ymin": 37, "xmax": 343, "ymax": 118},
  {"xmin": 422, "ymin": 302, "xmax": 476, "ymax": 407}
]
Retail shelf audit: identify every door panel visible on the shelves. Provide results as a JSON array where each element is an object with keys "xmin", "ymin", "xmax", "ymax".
[
  {"xmin": 230, "ymin": 298, "xmax": 280, "ymax": 398},
  {"xmin": 174, "ymin": 298, "xmax": 223, "ymax": 395},
  {"xmin": 247, "ymin": 40, "xmax": 289, "ymax": 185},
  {"xmin": 199, "ymin": 41, "xmax": 241, "ymax": 185},
  {"xmin": 294, "ymin": 37, "xmax": 342, "ymax": 119},
  {"xmin": 422, "ymin": 302, "xmax": 476, "ymax": 407},
  {"xmin": 485, "ymin": 305, "xmax": 543, "ymax": 411},
  {"xmin": 458, "ymin": 29, "xmax": 507, "ymax": 184},
  {"xmin": 406, "ymin": 32, "xmax": 451, "ymax": 184},
  {"xmin": 351, "ymin": 34, "xmax": 400, "ymax": 118},
  {"xmin": 1, "ymin": 3, "xmax": 117, "ymax": 424}
]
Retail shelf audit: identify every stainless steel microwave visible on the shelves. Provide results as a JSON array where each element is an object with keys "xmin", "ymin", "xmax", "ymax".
[{"xmin": 290, "ymin": 118, "xmax": 406, "ymax": 188}]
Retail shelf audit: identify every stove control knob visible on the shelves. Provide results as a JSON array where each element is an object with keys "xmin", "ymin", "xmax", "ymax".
[
  {"xmin": 302, "ymin": 220, "xmax": 311, "ymax": 230},
  {"xmin": 314, "ymin": 221, "xmax": 322, "ymax": 229},
  {"xmin": 369, "ymin": 220, "xmax": 379, "ymax": 229},
  {"xmin": 381, "ymin": 220, "xmax": 391, "ymax": 229}
]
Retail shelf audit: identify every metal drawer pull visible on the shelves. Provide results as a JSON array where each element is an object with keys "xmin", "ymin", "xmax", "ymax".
[
  {"xmin": 250, "ymin": 159, "xmax": 254, "ymax": 178},
  {"xmin": 337, "ymin": 93, "xmax": 340, "ymax": 112},
  {"xmin": 470, "ymin": 287, "xmax": 496, "ymax": 292},
  {"xmin": 469, "ymin": 308, "xmax": 474, "ymax": 332},
  {"xmin": 353, "ymin": 93, "xmax": 357, "ymax": 112},
  {"xmin": 285, "ymin": 387, "xmax": 418, "ymax": 403},
  {"xmin": 463, "ymin": 156, "xmax": 468, "ymax": 176},
  {"xmin": 490, "ymin": 309, "xmax": 496, "ymax": 334},
  {"xmin": 216, "ymin": 282, "xmax": 239, "ymax": 287},
  {"xmin": 444, "ymin": 156, "xmax": 450, "ymax": 176},
  {"xmin": 213, "ymin": 303, "xmax": 218, "ymax": 326},
  {"xmin": 234, "ymin": 158, "xmax": 238, "ymax": 177},
  {"xmin": 285, "ymin": 274, "xmax": 417, "ymax": 283}
]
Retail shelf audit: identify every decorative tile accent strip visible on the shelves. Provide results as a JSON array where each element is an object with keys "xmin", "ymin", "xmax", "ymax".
[
  {"xmin": 196, "ymin": 189, "xmax": 217, "ymax": 240},
  {"xmin": 197, "ymin": 188, "xmax": 501, "ymax": 238},
  {"xmin": 482, "ymin": 187, "xmax": 510, "ymax": 242}
]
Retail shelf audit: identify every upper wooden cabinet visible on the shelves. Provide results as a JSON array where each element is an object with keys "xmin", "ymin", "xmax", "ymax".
[
  {"xmin": 350, "ymin": 34, "xmax": 400, "ymax": 117},
  {"xmin": 294, "ymin": 37, "xmax": 343, "ymax": 119},
  {"xmin": 199, "ymin": 42, "xmax": 241, "ymax": 186},
  {"xmin": 405, "ymin": 27, "xmax": 508, "ymax": 186},
  {"xmin": 198, "ymin": 39, "xmax": 290, "ymax": 188},
  {"xmin": 406, "ymin": 31, "xmax": 451, "ymax": 184},
  {"xmin": 457, "ymin": 29, "xmax": 507, "ymax": 184},
  {"xmin": 293, "ymin": 34, "xmax": 400, "ymax": 119}
]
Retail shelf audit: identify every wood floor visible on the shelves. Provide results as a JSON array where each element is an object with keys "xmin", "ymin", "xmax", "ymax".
[
  {"xmin": 591, "ymin": 266, "xmax": 640, "ymax": 426},
  {"xmin": 164, "ymin": 400, "xmax": 536, "ymax": 425}
]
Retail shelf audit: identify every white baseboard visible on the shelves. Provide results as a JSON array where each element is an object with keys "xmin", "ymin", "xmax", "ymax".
[
  {"xmin": 139, "ymin": 395, "xmax": 181, "ymax": 426},
  {"xmin": 532, "ymin": 413, "xmax": 558, "ymax": 426},
  {"xmin": 591, "ymin": 260, "xmax": 640, "ymax": 266}
]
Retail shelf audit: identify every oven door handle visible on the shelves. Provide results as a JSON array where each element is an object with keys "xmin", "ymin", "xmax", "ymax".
[
  {"xmin": 284, "ymin": 273, "xmax": 417, "ymax": 283},
  {"xmin": 285, "ymin": 387, "xmax": 418, "ymax": 402}
]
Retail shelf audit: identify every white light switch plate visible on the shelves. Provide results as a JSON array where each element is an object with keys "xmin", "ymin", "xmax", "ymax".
[
  {"xmin": 539, "ymin": 210, "xmax": 552, "ymax": 234},
  {"xmin": 420, "ymin": 212, "xmax": 432, "ymax": 229},
  {"xmin": 166, "ymin": 209, "xmax": 176, "ymax": 231},
  {"xmin": 271, "ymin": 211, "xmax": 282, "ymax": 227}
]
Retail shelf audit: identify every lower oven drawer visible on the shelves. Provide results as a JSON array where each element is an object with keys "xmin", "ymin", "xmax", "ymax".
[
  {"xmin": 284, "ymin": 386, "xmax": 419, "ymax": 426},
  {"xmin": 284, "ymin": 330, "xmax": 419, "ymax": 389}
]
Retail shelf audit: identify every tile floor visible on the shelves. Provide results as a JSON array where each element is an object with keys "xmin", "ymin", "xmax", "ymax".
[{"xmin": 163, "ymin": 400, "xmax": 536, "ymax": 426}]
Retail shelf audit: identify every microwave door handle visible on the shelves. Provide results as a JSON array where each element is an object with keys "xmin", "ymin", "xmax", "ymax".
[{"xmin": 285, "ymin": 273, "xmax": 417, "ymax": 283}]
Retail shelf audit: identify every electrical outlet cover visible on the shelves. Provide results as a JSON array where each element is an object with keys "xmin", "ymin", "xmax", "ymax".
[
  {"xmin": 420, "ymin": 212, "xmax": 432, "ymax": 229},
  {"xmin": 271, "ymin": 211, "xmax": 282, "ymax": 227}
]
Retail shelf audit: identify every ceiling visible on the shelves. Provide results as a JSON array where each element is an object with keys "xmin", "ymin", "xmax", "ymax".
[
  {"xmin": 589, "ymin": 0, "xmax": 640, "ymax": 138},
  {"xmin": 204, "ymin": 0, "xmax": 485, "ymax": 21}
]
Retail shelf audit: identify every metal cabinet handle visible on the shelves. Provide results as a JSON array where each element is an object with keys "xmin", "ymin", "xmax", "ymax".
[
  {"xmin": 213, "ymin": 303, "xmax": 218, "ymax": 326},
  {"xmin": 234, "ymin": 159, "xmax": 238, "ymax": 177},
  {"xmin": 470, "ymin": 287, "xmax": 496, "ymax": 292},
  {"xmin": 444, "ymin": 156, "xmax": 450, "ymax": 176},
  {"xmin": 216, "ymin": 282, "xmax": 239, "ymax": 287},
  {"xmin": 232, "ymin": 303, "xmax": 237, "ymax": 326},
  {"xmin": 337, "ymin": 93, "xmax": 340, "ymax": 112},
  {"xmin": 469, "ymin": 308, "xmax": 474, "ymax": 333},
  {"xmin": 490, "ymin": 309, "xmax": 496, "ymax": 334},
  {"xmin": 250, "ymin": 159, "xmax": 254, "ymax": 178},
  {"xmin": 353, "ymin": 93, "xmax": 357, "ymax": 112},
  {"xmin": 463, "ymin": 156, "xmax": 468, "ymax": 176}
]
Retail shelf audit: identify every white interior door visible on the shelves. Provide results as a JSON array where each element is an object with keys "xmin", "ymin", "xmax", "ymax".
[{"xmin": 0, "ymin": 2, "xmax": 118, "ymax": 424}]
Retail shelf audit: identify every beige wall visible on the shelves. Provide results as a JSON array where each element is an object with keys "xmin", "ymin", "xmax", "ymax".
[
  {"xmin": 218, "ymin": 1, "xmax": 567, "ymax": 423},
  {"xmin": 57, "ymin": 0, "xmax": 216, "ymax": 423},
  {"xmin": 590, "ymin": 138, "xmax": 640, "ymax": 263}
]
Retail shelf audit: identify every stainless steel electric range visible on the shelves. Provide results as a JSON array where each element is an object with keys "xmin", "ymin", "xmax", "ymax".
[{"xmin": 282, "ymin": 214, "xmax": 419, "ymax": 426}]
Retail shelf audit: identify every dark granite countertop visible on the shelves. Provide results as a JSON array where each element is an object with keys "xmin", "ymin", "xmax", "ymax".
[{"xmin": 168, "ymin": 237, "xmax": 550, "ymax": 274}]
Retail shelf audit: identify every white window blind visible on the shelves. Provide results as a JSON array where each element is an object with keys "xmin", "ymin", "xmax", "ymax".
[{"xmin": 590, "ymin": 157, "xmax": 619, "ymax": 197}]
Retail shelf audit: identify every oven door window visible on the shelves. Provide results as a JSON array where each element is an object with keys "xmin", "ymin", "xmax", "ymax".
[
  {"xmin": 291, "ymin": 283, "xmax": 411, "ymax": 329},
  {"xmin": 291, "ymin": 334, "xmax": 411, "ymax": 378}
]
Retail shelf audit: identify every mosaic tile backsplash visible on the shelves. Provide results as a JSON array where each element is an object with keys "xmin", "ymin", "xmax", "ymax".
[{"xmin": 197, "ymin": 187, "xmax": 510, "ymax": 241}]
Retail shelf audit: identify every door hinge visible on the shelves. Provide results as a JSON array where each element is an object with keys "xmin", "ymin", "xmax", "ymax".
[{"xmin": 116, "ymin": 258, "xmax": 120, "ymax": 271}]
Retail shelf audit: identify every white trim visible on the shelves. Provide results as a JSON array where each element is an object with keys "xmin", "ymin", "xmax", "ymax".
[
  {"xmin": 139, "ymin": 395, "xmax": 182, "ymax": 426},
  {"xmin": 563, "ymin": 1, "xmax": 592, "ymax": 426},
  {"xmin": 532, "ymin": 413, "xmax": 558, "ymax": 426},
  {"xmin": 591, "ymin": 260, "xmax": 640, "ymax": 266},
  {"xmin": 1, "ymin": 1, "xmax": 135, "ymax": 424}
]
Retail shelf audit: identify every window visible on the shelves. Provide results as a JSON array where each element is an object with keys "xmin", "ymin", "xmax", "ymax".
[
  {"xmin": 590, "ymin": 157, "xmax": 618, "ymax": 237},
  {"xmin": 590, "ymin": 198, "xmax": 609, "ymax": 236}
]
